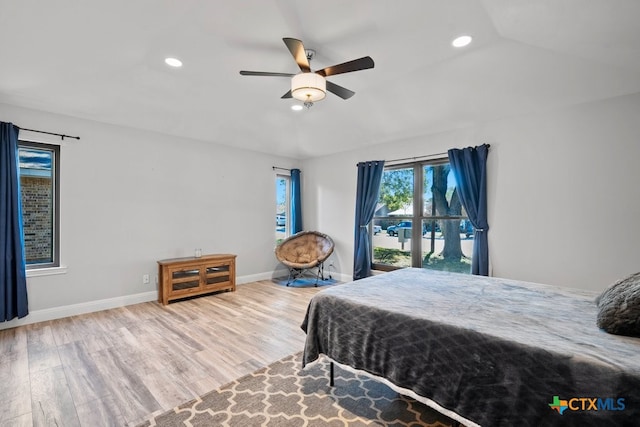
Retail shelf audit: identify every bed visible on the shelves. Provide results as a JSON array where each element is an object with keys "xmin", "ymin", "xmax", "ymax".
[{"xmin": 301, "ymin": 268, "xmax": 640, "ymax": 426}]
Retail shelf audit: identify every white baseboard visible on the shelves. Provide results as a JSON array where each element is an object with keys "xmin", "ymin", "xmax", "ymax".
[
  {"xmin": 237, "ymin": 269, "xmax": 290, "ymax": 284},
  {"xmin": 0, "ymin": 290, "xmax": 157, "ymax": 330},
  {"xmin": 0, "ymin": 270, "xmax": 351, "ymax": 330}
]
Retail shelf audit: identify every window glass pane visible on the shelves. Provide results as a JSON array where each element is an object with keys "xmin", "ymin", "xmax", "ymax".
[
  {"xmin": 372, "ymin": 219, "xmax": 412, "ymax": 268},
  {"xmin": 373, "ymin": 167, "xmax": 415, "ymax": 268},
  {"xmin": 276, "ymin": 175, "xmax": 289, "ymax": 244},
  {"xmin": 19, "ymin": 146, "xmax": 55, "ymax": 266},
  {"xmin": 372, "ymin": 160, "xmax": 472, "ymax": 274},
  {"xmin": 423, "ymin": 164, "xmax": 466, "ymax": 217},
  {"xmin": 378, "ymin": 167, "xmax": 414, "ymax": 216},
  {"xmin": 421, "ymin": 219, "xmax": 472, "ymax": 274}
]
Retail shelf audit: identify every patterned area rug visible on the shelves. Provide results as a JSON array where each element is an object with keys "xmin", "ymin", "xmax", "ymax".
[{"xmin": 138, "ymin": 353, "xmax": 460, "ymax": 426}]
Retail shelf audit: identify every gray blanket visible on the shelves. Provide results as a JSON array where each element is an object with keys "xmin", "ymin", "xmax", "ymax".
[{"xmin": 301, "ymin": 268, "xmax": 640, "ymax": 426}]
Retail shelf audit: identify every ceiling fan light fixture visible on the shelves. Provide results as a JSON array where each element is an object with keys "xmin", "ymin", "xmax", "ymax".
[{"xmin": 291, "ymin": 73, "xmax": 326, "ymax": 102}]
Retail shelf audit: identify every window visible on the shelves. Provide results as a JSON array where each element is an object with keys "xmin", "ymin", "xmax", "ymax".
[
  {"xmin": 275, "ymin": 174, "xmax": 291, "ymax": 243},
  {"xmin": 18, "ymin": 141, "xmax": 60, "ymax": 269},
  {"xmin": 372, "ymin": 159, "xmax": 472, "ymax": 274}
]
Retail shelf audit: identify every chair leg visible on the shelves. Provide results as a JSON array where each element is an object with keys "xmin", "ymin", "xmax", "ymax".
[
  {"xmin": 329, "ymin": 361, "xmax": 334, "ymax": 386},
  {"xmin": 286, "ymin": 268, "xmax": 295, "ymax": 286},
  {"xmin": 286, "ymin": 268, "xmax": 304, "ymax": 286},
  {"xmin": 314, "ymin": 263, "xmax": 328, "ymax": 287},
  {"xmin": 287, "ymin": 266, "xmax": 330, "ymax": 287}
]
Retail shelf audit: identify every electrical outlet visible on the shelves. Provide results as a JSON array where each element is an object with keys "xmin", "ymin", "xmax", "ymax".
[{"xmin": 143, "ymin": 274, "xmax": 150, "ymax": 284}]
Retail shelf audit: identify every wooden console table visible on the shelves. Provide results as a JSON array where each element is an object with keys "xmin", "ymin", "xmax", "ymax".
[{"xmin": 157, "ymin": 254, "xmax": 236, "ymax": 305}]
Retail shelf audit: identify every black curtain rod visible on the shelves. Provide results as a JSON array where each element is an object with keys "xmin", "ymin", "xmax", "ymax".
[
  {"xmin": 385, "ymin": 152, "xmax": 448, "ymax": 164},
  {"xmin": 20, "ymin": 127, "xmax": 80, "ymax": 141},
  {"xmin": 383, "ymin": 144, "xmax": 491, "ymax": 165},
  {"xmin": 272, "ymin": 166, "xmax": 291, "ymax": 172}
]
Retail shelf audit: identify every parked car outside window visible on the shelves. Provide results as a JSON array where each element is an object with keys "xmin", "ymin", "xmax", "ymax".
[{"xmin": 386, "ymin": 221, "xmax": 413, "ymax": 236}]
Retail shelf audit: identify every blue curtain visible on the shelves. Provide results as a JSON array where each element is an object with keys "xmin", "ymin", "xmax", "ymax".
[
  {"xmin": 0, "ymin": 122, "xmax": 29, "ymax": 321},
  {"xmin": 353, "ymin": 160, "xmax": 385, "ymax": 280},
  {"xmin": 290, "ymin": 168, "xmax": 302, "ymax": 234},
  {"xmin": 448, "ymin": 144, "xmax": 490, "ymax": 276}
]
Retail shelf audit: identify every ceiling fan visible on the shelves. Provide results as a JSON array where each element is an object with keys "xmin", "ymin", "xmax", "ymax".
[{"xmin": 239, "ymin": 37, "xmax": 374, "ymax": 108}]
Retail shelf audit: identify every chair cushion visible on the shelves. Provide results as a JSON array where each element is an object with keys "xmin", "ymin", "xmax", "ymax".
[{"xmin": 275, "ymin": 231, "xmax": 334, "ymax": 269}]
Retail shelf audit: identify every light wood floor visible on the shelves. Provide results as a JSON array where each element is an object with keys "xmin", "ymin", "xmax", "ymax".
[{"xmin": 0, "ymin": 280, "xmax": 331, "ymax": 426}]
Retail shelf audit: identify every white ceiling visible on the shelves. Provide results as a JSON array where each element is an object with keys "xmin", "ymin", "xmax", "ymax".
[{"xmin": 2, "ymin": 0, "xmax": 640, "ymax": 159}]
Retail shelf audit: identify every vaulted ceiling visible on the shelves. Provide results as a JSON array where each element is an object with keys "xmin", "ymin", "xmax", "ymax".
[{"xmin": 2, "ymin": 0, "xmax": 640, "ymax": 159}]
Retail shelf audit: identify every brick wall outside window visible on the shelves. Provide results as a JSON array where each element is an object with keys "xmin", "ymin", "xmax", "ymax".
[{"xmin": 20, "ymin": 175, "xmax": 53, "ymax": 263}]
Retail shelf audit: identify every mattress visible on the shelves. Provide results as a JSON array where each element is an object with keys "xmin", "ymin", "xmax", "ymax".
[{"xmin": 301, "ymin": 268, "xmax": 640, "ymax": 426}]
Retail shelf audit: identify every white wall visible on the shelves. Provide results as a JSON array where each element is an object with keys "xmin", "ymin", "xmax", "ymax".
[
  {"xmin": 302, "ymin": 92, "xmax": 640, "ymax": 292},
  {"xmin": 3, "ymin": 91, "xmax": 639, "ymax": 328},
  {"xmin": 1, "ymin": 103, "xmax": 297, "ymax": 328}
]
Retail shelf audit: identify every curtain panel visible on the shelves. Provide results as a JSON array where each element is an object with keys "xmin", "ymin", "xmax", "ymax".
[
  {"xmin": 291, "ymin": 168, "xmax": 302, "ymax": 234},
  {"xmin": 353, "ymin": 160, "xmax": 385, "ymax": 280},
  {"xmin": 0, "ymin": 122, "xmax": 29, "ymax": 321},
  {"xmin": 448, "ymin": 144, "xmax": 490, "ymax": 276}
]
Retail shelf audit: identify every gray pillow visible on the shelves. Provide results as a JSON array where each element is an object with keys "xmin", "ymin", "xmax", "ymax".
[{"xmin": 596, "ymin": 272, "xmax": 640, "ymax": 337}]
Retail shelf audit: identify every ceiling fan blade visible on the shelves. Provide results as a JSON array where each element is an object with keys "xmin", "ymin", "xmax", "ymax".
[
  {"xmin": 316, "ymin": 56, "xmax": 374, "ymax": 77},
  {"xmin": 283, "ymin": 37, "xmax": 311, "ymax": 72},
  {"xmin": 240, "ymin": 71, "xmax": 295, "ymax": 77},
  {"xmin": 326, "ymin": 81, "xmax": 355, "ymax": 100},
  {"xmin": 281, "ymin": 90, "xmax": 292, "ymax": 99}
]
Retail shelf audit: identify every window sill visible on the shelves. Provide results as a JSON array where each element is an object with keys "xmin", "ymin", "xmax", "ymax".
[{"xmin": 26, "ymin": 266, "xmax": 68, "ymax": 277}]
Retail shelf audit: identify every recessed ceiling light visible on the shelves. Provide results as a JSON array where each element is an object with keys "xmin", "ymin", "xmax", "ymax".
[
  {"xmin": 291, "ymin": 105, "xmax": 303, "ymax": 111},
  {"xmin": 452, "ymin": 35, "xmax": 472, "ymax": 48},
  {"xmin": 164, "ymin": 57, "xmax": 183, "ymax": 67}
]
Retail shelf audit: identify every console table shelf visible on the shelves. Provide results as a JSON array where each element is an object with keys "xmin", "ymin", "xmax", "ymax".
[{"xmin": 157, "ymin": 254, "xmax": 236, "ymax": 305}]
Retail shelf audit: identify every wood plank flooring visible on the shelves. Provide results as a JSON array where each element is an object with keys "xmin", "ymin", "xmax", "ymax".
[{"xmin": 0, "ymin": 280, "xmax": 329, "ymax": 426}]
